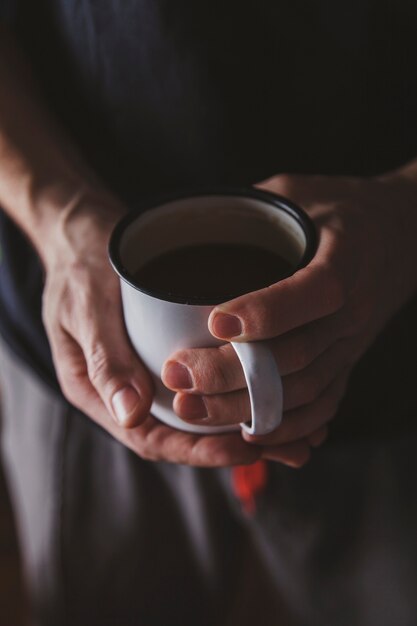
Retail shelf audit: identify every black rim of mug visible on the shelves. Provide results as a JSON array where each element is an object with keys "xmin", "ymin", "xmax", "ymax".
[{"xmin": 108, "ymin": 187, "xmax": 318, "ymax": 305}]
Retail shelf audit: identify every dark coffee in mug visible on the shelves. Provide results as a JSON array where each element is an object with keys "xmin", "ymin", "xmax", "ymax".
[{"xmin": 133, "ymin": 243, "xmax": 294, "ymax": 302}]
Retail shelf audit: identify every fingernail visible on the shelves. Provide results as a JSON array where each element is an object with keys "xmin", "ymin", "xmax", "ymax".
[
  {"xmin": 181, "ymin": 395, "xmax": 207, "ymax": 419},
  {"xmin": 163, "ymin": 362, "xmax": 193, "ymax": 390},
  {"xmin": 112, "ymin": 386, "xmax": 141, "ymax": 425},
  {"xmin": 211, "ymin": 313, "xmax": 242, "ymax": 339}
]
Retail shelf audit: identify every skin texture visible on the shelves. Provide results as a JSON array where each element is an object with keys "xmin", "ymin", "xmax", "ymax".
[
  {"xmin": 163, "ymin": 173, "xmax": 417, "ymax": 462},
  {"xmin": 1, "ymin": 30, "xmax": 417, "ymax": 467},
  {"xmin": 40, "ymin": 191, "xmax": 319, "ymax": 467}
]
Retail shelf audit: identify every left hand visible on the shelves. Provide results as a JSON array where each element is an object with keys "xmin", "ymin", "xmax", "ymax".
[{"xmin": 161, "ymin": 172, "xmax": 417, "ymax": 464}]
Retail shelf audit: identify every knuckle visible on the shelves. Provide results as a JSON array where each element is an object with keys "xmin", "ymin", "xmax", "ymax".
[
  {"xmin": 138, "ymin": 446, "xmax": 159, "ymax": 462},
  {"xmin": 243, "ymin": 300, "xmax": 272, "ymax": 335},
  {"xmin": 200, "ymin": 395, "xmax": 217, "ymax": 419},
  {"xmin": 204, "ymin": 394, "xmax": 228, "ymax": 420},
  {"xmin": 190, "ymin": 367, "xmax": 210, "ymax": 393},
  {"xmin": 195, "ymin": 353, "xmax": 232, "ymax": 393},
  {"xmin": 87, "ymin": 346, "xmax": 110, "ymax": 380},
  {"xmin": 86, "ymin": 344, "xmax": 121, "ymax": 391},
  {"xmin": 206, "ymin": 390, "xmax": 248, "ymax": 423},
  {"xmin": 209, "ymin": 358, "xmax": 232, "ymax": 391},
  {"xmin": 171, "ymin": 349, "xmax": 231, "ymax": 392},
  {"xmin": 258, "ymin": 303, "xmax": 274, "ymax": 331},
  {"xmin": 170, "ymin": 348, "xmax": 190, "ymax": 366},
  {"xmin": 200, "ymin": 397, "xmax": 223, "ymax": 422},
  {"xmin": 131, "ymin": 431, "xmax": 161, "ymax": 462}
]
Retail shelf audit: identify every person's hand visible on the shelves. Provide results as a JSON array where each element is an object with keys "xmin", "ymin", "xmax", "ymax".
[
  {"xmin": 161, "ymin": 173, "xmax": 417, "ymax": 461},
  {"xmin": 42, "ymin": 190, "xmax": 154, "ymax": 427},
  {"xmin": 42, "ymin": 188, "xmax": 315, "ymax": 467}
]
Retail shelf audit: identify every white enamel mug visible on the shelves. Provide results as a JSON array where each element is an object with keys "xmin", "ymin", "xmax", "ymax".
[{"xmin": 109, "ymin": 189, "xmax": 316, "ymax": 435}]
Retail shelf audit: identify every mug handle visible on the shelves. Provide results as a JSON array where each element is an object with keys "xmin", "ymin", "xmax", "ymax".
[{"xmin": 231, "ymin": 341, "xmax": 283, "ymax": 436}]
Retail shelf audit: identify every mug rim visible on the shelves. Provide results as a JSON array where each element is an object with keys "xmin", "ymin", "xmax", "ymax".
[{"xmin": 108, "ymin": 187, "xmax": 318, "ymax": 305}]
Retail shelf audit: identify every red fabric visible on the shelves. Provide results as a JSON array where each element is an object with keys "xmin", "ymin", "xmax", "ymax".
[{"xmin": 231, "ymin": 460, "xmax": 268, "ymax": 514}]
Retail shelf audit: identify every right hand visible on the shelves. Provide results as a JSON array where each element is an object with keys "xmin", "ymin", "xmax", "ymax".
[
  {"xmin": 41, "ymin": 189, "xmax": 317, "ymax": 468},
  {"xmin": 42, "ymin": 190, "xmax": 155, "ymax": 429}
]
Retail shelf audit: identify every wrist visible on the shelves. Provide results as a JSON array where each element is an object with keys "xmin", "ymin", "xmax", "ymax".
[{"xmin": 32, "ymin": 182, "xmax": 126, "ymax": 270}]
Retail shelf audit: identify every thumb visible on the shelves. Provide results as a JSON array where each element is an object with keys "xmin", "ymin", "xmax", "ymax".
[{"xmin": 82, "ymin": 328, "xmax": 154, "ymax": 428}]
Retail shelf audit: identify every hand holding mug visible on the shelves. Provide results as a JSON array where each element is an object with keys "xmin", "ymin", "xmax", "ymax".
[
  {"xmin": 163, "ymin": 173, "xmax": 417, "ymax": 460},
  {"xmin": 44, "ymin": 171, "xmax": 417, "ymax": 467},
  {"xmin": 43, "ymin": 188, "xmax": 312, "ymax": 468},
  {"xmin": 110, "ymin": 188, "xmax": 326, "ymax": 465}
]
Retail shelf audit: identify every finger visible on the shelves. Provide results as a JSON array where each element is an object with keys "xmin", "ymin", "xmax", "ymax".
[
  {"xmin": 82, "ymin": 317, "xmax": 154, "ymax": 427},
  {"xmin": 271, "ymin": 307, "xmax": 345, "ymax": 375},
  {"xmin": 162, "ymin": 313, "xmax": 339, "ymax": 396},
  {"xmin": 50, "ymin": 311, "xmax": 153, "ymax": 427},
  {"xmin": 260, "ymin": 439, "xmax": 311, "ymax": 467},
  {"xmin": 173, "ymin": 340, "xmax": 348, "ymax": 432},
  {"xmin": 50, "ymin": 329, "xmax": 259, "ymax": 466},
  {"xmin": 282, "ymin": 336, "xmax": 356, "ymax": 411},
  {"xmin": 163, "ymin": 304, "xmax": 352, "ymax": 398},
  {"xmin": 171, "ymin": 334, "xmax": 355, "ymax": 427},
  {"xmin": 274, "ymin": 295, "xmax": 372, "ymax": 375},
  {"xmin": 46, "ymin": 269, "xmax": 155, "ymax": 428},
  {"xmin": 162, "ymin": 344, "xmax": 244, "ymax": 394},
  {"xmin": 48, "ymin": 318, "xmax": 261, "ymax": 467},
  {"xmin": 208, "ymin": 227, "xmax": 346, "ymax": 342},
  {"xmin": 260, "ymin": 427, "xmax": 328, "ymax": 467},
  {"xmin": 244, "ymin": 369, "xmax": 350, "ymax": 446},
  {"xmin": 126, "ymin": 415, "xmax": 261, "ymax": 466},
  {"xmin": 48, "ymin": 326, "xmax": 118, "ymax": 423},
  {"xmin": 173, "ymin": 388, "xmax": 250, "ymax": 426}
]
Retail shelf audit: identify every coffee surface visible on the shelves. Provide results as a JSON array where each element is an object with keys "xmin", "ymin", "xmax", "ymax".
[{"xmin": 133, "ymin": 243, "xmax": 294, "ymax": 301}]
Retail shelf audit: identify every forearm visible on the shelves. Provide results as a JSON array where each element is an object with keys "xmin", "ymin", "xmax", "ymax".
[{"xmin": 0, "ymin": 28, "xmax": 114, "ymax": 264}]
